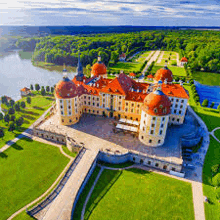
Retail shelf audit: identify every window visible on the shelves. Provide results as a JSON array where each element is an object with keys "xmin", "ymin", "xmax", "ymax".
[
  {"xmin": 69, "ymin": 111, "xmax": 71, "ymax": 115},
  {"xmin": 149, "ymin": 139, "xmax": 152, "ymax": 143},
  {"xmin": 158, "ymin": 140, "xmax": 161, "ymax": 144},
  {"xmin": 163, "ymin": 108, "xmax": 167, "ymax": 114},
  {"xmin": 144, "ymin": 114, "xmax": 147, "ymax": 118},
  {"xmin": 160, "ymin": 124, "xmax": 164, "ymax": 128},
  {"xmin": 171, "ymin": 98, "xmax": 174, "ymax": 102},
  {"xmin": 93, "ymin": 110, "xmax": 95, "ymax": 113},
  {"xmin": 97, "ymin": 111, "xmax": 99, "ymax": 114},
  {"xmin": 155, "ymin": 163, "xmax": 159, "ymax": 167},
  {"xmin": 143, "ymin": 127, "xmax": 145, "ymax": 131},
  {"xmin": 69, "ymin": 119, "xmax": 72, "ymax": 123},
  {"xmin": 152, "ymin": 124, "xmax": 155, "ymax": 127},
  {"xmin": 97, "ymin": 103, "xmax": 99, "ymax": 107},
  {"xmin": 62, "ymin": 119, "xmax": 64, "ymax": 122},
  {"xmin": 179, "ymin": 110, "xmax": 182, "ymax": 114},
  {"xmin": 150, "ymin": 130, "xmax": 154, "ymax": 134},
  {"xmin": 76, "ymin": 117, "xmax": 78, "ymax": 120},
  {"xmin": 141, "ymin": 136, "xmax": 144, "ymax": 139},
  {"xmin": 119, "ymin": 96, "xmax": 121, "ymax": 99},
  {"xmin": 84, "ymin": 101, "xmax": 86, "ymax": 105},
  {"xmin": 181, "ymin": 100, "xmax": 184, "ymax": 103},
  {"xmin": 162, "ymin": 117, "xmax": 165, "ymax": 121},
  {"xmin": 93, "ymin": 102, "xmax": 95, "ymax": 106},
  {"xmin": 88, "ymin": 102, "xmax": 90, "ymax": 105},
  {"xmin": 84, "ymin": 96, "xmax": 86, "ymax": 99},
  {"xmin": 119, "ymin": 107, "xmax": 121, "ymax": 111},
  {"xmin": 172, "ymin": 118, "xmax": 175, "ymax": 121},
  {"xmin": 177, "ymin": 119, "xmax": 180, "ymax": 122},
  {"xmin": 172, "ymin": 167, "xmax": 176, "ymax": 171},
  {"xmin": 103, "ymin": 98, "xmax": 105, "ymax": 102},
  {"xmin": 60, "ymin": 105, "xmax": 63, "ymax": 109},
  {"xmin": 131, "ymin": 109, "xmax": 133, "ymax": 113},
  {"xmin": 176, "ymin": 99, "xmax": 179, "ymax": 102},
  {"xmin": 93, "ymin": 97, "xmax": 95, "ymax": 100},
  {"xmin": 143, "ymin": 120, "xmax": 145, "ymax": 124},
  {"xmin": 88, "ymin": 97, "xmax": 91, "ymax": 100},
  {"xmin": 153, "ymin": 117, "xmax": 156, "ymax": 120},
  {"xmin": 126, "ymin": 102, "xmax": 128, "ymax": 106},
  {"xmin": 180, "ymin": 105, "xmax": 183, "ymax": 109},
  {"xmin": 159, "ymin": 130, "xmax": 163, "ymax": 135},
  {"xmin": 130, "ymin": 117, "xmax": 132, "ymax": 120},
  {"xmin": 125, "ymin": 108, "xmax": 128, "ymax": 112},
  {"xmin": 137, "ymin": 110, "xmax": 139, "ymax": 114},
  {"xmin": 132, "ymin": 103, "xmax": 134, "ymax": 107},
  {"xmin": 97, "ymin": 98, "xmax": 99, "ymax": 101},
  {"xmin": 68, "ymin": 106, "xmax": 71, "ymax": 109},
  {"xmin": 137, "ymin": 104, "xmax": 140, "ymax": 108},
  {"xmin": 119, "ymin": 102, "xmax": 121, "ymax": 105},
  {"xmin": 174, "ymin": 110, "xmax": 177, "ymax": 114},
  {"xmin": 175, "ymin": 104, "xmax": 178, "ymax": 108},
  {"xmin": 103, "ymin": 104, "xmax": 105, "ymax": 108},
  {"xmin": 148, "ymin": 161, "xmax": 151, "ymax": 165},
  {"xmin": 61, "ymin": 111, "xmax": 64, "ymax": 115}
]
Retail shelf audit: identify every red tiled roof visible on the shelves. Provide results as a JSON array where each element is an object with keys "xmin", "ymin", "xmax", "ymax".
[
  {"xmin": 154, "ymin": 67, "xmax": 173, "ymax": 82},
  {"xmin": 181, "ymin": 57, "xmax": 188, "ymax": 62},
  {"xmin": 147, "ymin": 74, "xmax": 154, "ymax": 78},
  {"xmin": 125, "ymin": 91, "xmax": 147, "ymax": 102},
  {"xmin": 162, "ymin": 83, "xmax": 189, "ymax": 99},
  {"xmin": 91, "ymin": 62, "xmax": 107, "ymax": 76},
  {"xmin": 143, "ymin": 90, "xmax": 171, "ymax": 116},
  {"xmin": 20, "ymin": 87, "xmax": 30, "ymax": 92},
  {"xmin": 129, "ymin": 72, "xmax": 136, "ymax": 77}
]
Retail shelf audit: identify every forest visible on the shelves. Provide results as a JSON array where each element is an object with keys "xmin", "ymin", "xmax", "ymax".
[{"xmin": 15, "ymin": 30, "xmax": 220, "ymax": 73}]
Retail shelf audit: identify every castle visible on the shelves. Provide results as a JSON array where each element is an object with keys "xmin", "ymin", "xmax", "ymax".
[{"xmin": 55, "ymin": 54, "xmax": 189, "ymax": 147}]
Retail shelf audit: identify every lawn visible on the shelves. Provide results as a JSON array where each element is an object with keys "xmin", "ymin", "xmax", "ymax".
[
  {"xmin": 84, "ymin": 168, "xmax": 194, "ymax": 220},
  {"xmin": 0, "ymin": 93, "xmax": 55, "ymax": 149},
  {"xmin": 0, "ymin": 138, "xmax": 69, "ymax": 220},
  {"xmin": 62, "ymin": 145, "xmax": 78, "ymax": 158},
  {"xmin": 110, "ymin": 62, "xmax": 142, "ymax": 73},
  {"xmin": 150, "ymin": 65, "xmax": 186, "ymax": 77},
  {"xmin": 203, "ymin": 136, "xmax": 220, "ymax": 220},
  {"xmin": 137, "ymin": 51, "xmax": 151, "ymax": 63},
  {"xmin": 192, "ymin": 71, "xmax": 220, "ymax": 86},
  {"xmin": 214, "ymin": 129, "xmax": 220, "ymax": 141}
]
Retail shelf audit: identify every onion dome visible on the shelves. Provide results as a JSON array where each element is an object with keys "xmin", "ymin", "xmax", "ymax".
[
  {"xmin": 143, "ymin": 90, "xmax": 171, "ymax": 116},
  {"xmin": 91, "ymin": 56, "xmax": 107, "ymax": 77},
  {"xmin": 55, "ymin": 76, "xmax": 77, "ymax": 99},
  {"xmin": 154, "ymin": 66, "xmax": 173, "ymax": 82},
  {"xmin": 181, "ymin": 57, "xmax": 188, "ymax": 62}
]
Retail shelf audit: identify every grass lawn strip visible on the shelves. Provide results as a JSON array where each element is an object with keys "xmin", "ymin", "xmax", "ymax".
[
  {"xmin": 62, "ymin": 145, "xmax": 78, "ymax": 158},
  {"xmin": 0, "ymin": 93, "xmax": 54, "ymax": 149},
  {"xmin": 85, "ymin": 168, "xmax": 194, "ymax": 220},
  {"xmin": 192, "ymin": 71, "xmax": 220, "ymax": 86},
  {"xmin": 110, "ymin": 62, "xmax": 142, "ymax": 72},
  {"xmin": 0, "ymin": 138, "xmax": 69, "ymax": 220}
]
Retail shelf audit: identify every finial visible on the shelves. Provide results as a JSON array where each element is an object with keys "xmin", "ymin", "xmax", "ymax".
[
  {"xmin": 63, "ymin": 63, "xmax": 67, "ymax": 76},
  {"xmin": 98, "ymin": 56, "xmax": 101, "ymax": 62}
]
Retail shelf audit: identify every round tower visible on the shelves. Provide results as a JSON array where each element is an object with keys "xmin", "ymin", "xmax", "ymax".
[
  {"xmin": 154, "ymin": 65, "xmax": 173, "ymax": 84},
  {"xmin": 139, "ymin": 88, "xmax": 171, "ymax": 147},
  {"xmin": 91, "ymin": 56, "xmax": 107, "ymax": 78},
  {"xmin": 55, "ymin": 75, "xmax": 79, "ymax": 125}
]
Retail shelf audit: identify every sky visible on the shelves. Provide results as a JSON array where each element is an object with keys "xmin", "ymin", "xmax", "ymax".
[{"xmin": 1, "ymin": 0, "xmax": 220, "ymax": 26}]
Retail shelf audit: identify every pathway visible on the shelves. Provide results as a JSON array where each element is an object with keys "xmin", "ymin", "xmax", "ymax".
[
  {"xmin": 0, "ymin": 105, "xmax": 53, "ymax": 153},
  {"xmin": 176, "ymin": 52, "xmax": 180, "ymax": 67},
  {"xmin": 80, "ymin": 164, "xmax": 205, "ymax": 220},
  {"xmin": 8, "ymin": 138, "xmax": 74, "ymax": 220},
  {"xmin": 209, "ymin": 127, "xmax": 220, "ymax": 143},
  {"xmin": 156, "ymin": 51, "xmax": 164, "ymax": 64}
]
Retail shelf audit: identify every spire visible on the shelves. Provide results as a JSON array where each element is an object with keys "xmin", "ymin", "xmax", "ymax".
[
  {"xmin": 62, "ymin": 63, "xmax": 68, "ymax": 77},
  {"xmin": 97, "ymin": 56, "xmax": 101, "ymax": 63},
  {"xmin": 76, "ymin": 50, "xmax": 84, "ymax": 82}
]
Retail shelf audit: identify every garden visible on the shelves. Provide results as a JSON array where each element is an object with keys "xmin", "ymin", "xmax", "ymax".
[{"xmin": 0, "ymin": 138, "xmax": 70, "ymax": 220}]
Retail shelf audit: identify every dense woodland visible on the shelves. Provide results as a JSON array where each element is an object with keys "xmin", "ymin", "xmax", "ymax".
[{"xmin": 15, "ymin": 30, "xmax": 220, "ymax": 73}]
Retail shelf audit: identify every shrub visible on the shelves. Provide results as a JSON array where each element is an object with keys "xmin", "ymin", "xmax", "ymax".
[
  {"xmin": 26, "ymin": 96, "xmax": 31, "ymax": 104},
  {"xmin": 0, "ymin": 113, "xmax": 3, "ymax": 120},
  {"xmin": 216, "ymin": 187, "xmax": 220, "ymax": 200},
  {"xmin": 202, "ymin": 99, "xmax": 209, "ymax": 107},
  {"xmin": 212, "ymin": 173, "xmax": 220, "ymax": 187},
  {"xmin": 0, "ymin": 128, "xmax": 4, "ymax": 139},
  {"xmin": 21, "ymin": 101, "xmax": 26, "ymax": 109},
  {"xmin": 8, "ymin": 122, "xmax": 15, "ymax": 132},
  {"xmin": 211, "ymin": 164, "xmax": 220, "ymax": 174},
  {"xmin": 10, "ymin": 115, "xmax": 16, "ymax": 122},
  {"xmin": 4, "ymin": 114, "xmax": 10, "ymax": 124},
  {"xmin": 171, "ymin": 61, "xmax": 177, "ymax": 66},
  {"xmin": 8, "ymin": 108, "xmax": 15, "ymax": 115},
  {"xmin": 30, "ymin": 84, "xmax": 34, "ymax": 90},
  {"xmin": 15, "ymin": 104, "xmax": 20, "ymax": 111},
  {"xmin": 210, "ymin": 102, "xmax": 215, "ymax": 108}
]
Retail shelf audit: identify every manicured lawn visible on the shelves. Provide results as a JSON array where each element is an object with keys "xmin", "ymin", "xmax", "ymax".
[
  {"xmin": 192, "ymin": 71, "xmax": 220, "ymax": 86},
  {"xmin": 137, "ymin": 51, "xmax": 151, "ymax": 63},
  {"xmin": 0, "ymin": 138, "xmax": 69, "ymax": 220},
  {"xmin": 0, "ymin": 93, "xmax": 55, "ymax": 149},
  {"xmin": 169, "ymin": 66, "xmax": 187, "ymax": 76},
  {"xmin": 214, "ymin": 129, "xmax": 220, "ymax": 141},
  {"xmin": 84, "ymin": 168, "xmax": 194, "ymax": 220},
  {"xmin": 110, "ymin": 62, "xmax": 142, "ymax": 72},
  {"xmin": 183, "ymin": 85, "xmax": 220, "ymax": 131},
  {"xmin": 203, "ymin": 136, "xmax": 220, "ymax": 220}
]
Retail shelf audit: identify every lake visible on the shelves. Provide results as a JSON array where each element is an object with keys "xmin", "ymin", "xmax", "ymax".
[
  {"xmin": 0, "ymin": 50, "xmax": 77, "ymax": 101},
  {"xmin": 194, "ymin": 80, "xmax": 220, "ymax": 108}
]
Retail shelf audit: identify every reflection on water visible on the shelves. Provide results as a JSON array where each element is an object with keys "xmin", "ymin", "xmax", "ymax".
[
  {"xmin": 0, "ymin": 50, "xmax": 77, "ymax": 101},
  {"xmin": 195, "ymin": 80, "xmax": 220, "ymax": 108}
]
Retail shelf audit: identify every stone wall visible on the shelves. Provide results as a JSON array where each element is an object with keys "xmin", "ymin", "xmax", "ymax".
[{"xmin": 98, "ymin": 151, "xmax": 182, "ymax": 172}]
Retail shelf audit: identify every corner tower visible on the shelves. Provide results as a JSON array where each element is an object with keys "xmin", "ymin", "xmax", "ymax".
[{"xmin": 139, "ymin": 87, "xmax": 171, "ymax": 147}]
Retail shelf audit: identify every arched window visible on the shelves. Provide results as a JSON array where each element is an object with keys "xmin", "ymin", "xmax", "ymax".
[{"xmin": 154, "ymin": 108, "xmax": 158, "ymax": 113}]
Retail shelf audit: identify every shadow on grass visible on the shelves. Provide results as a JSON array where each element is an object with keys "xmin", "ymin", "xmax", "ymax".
[
  {"xmin": 0, "ymin": 152, "xmax": 8, "ymax": 158},
  {"xmin": 33, "ymin": 106, "xmax": 44, "ymax": 110},
  {"xmin": 20, "ymin": 110, "xmax": 40, "ymax": 116},
  {"xmin": 46, "ymin": 97, "xmax": 54, "ymax": 101},
  {"xmin": 127, "ymin": 168, "xmax": 151, "ymax": 175},
  {"xmin": 84, "ymin": 170, "xmax": 122, "ymax": 220},
  {"xmin": 11, "ymin": 143, "xmax": 23, "ymax": 150},
  {"xmin": 21, "ymin": 114, "xmax": 36, "ymax": 120}
]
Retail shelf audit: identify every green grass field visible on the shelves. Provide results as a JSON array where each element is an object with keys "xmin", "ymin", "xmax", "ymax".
[
  {"xmin": 110, "ymin": 62, "xmax": 142, "ymax": 72},
  {"xmin": 192, "ymin": 71, "xmax": 220, "ymax": 86},
  {"xmin": 137, "ymin": 51, "xmax": 151, "ymax": 63},
  {"xmin": 151, "ymin": 65, "xmax": 186, "ymax": 77},
  {"xmin": 0, "ymin": 93, "xmax": 54, "ymax": 149},
  {"xmin": 62, "ymin": 145, "xmax": 78, "ymax": 158},
  {"xmin": 84, "ymin": 168, "xmax": 194, "ymax": 220},
  {"xmin": 0, "ymin": 138, "xmax": 69, "ymax": 220},
  {"xmin": 214, "ymin": 129, "xmax": 220, "ymax": 141},
  {"xmin": 203, "ymin": 136, "xmax": 220, "ymax": 220}
]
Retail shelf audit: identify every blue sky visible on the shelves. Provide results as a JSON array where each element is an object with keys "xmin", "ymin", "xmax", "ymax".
[{"xmin": 1, "ymin": 0, "xmax": 220, "ymax": 26}]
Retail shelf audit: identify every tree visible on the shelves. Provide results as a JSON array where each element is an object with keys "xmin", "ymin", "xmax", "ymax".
[
  {"xmin": 0, "ymin": 129, "xmax": 4, "ymax": 139},
  {"xmin": 30, "ymin": 84, "xmax": 34, "ymax": 90},
  {"xmin": 0, "ymin": 113, "xmax": 3, "ymax": 121},
  {"xmin": 15, "ymin": 103, "xmax": 20, "ymax": 111},
  {"xmin": 46, "ymin": 86, "xmax": 50, "ymax": 93},
  {"xmin": 35, "ymin": 84, "xmax": 40, "ymax": 92},
  {"xmin": 86, "ymin": 64, "xmax": 91, "ymax": 76},
  {"xmin": 8, "ymin": 108, "xmax": 15, "ymax": 115},
  {"xmin": 8, "ymin": 122, "xmax": 15, "ymax": 132},
  {"xmin": 4, "ymin": 114, "xmax": 10, "ymax": 124},
  {"xmin": 210, "ymin": 102, "xmax": 215, "ymax": 108},
  {"xmin": 41, "ymin": 87, "xmax": 46, "ymax": 96},
  {"xmin": 202, "ymin": 99, "xmax": 209, "ymax": 107},
  {"xmin": 9, "ymin": 99, "xmax": 15, "ymax": 107},
  {"xmin": 26, "ymin": 96, "xmax": 31, "ymax": 104},
  {"xmin": 16, "ymin": 117, "xmax": 24, "ymax": 127},
  {"xmin": 51, "ymin": 87, "xmax": 54, "ymax": 93},
  {"xmin": 1, "ymin": 96, "xmax": 7, "ymax": 104},
  {"xmin": 21, "ymin": 101, "xmax": 26, "ymax": 109},
  {"xmin": 10, "ymin": 115, "xmax": 16, "ymax": 122}
]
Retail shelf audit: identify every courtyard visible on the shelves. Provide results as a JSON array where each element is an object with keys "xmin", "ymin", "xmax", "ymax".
[{"xmin": 38, "ymin": 109, "xmax": 199, "ymax": 165}]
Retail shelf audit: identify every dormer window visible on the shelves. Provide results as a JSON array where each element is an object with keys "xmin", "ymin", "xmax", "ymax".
[{"xmin": 154, "ymin": 108, "xmax": 158, "ymax": 113}]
